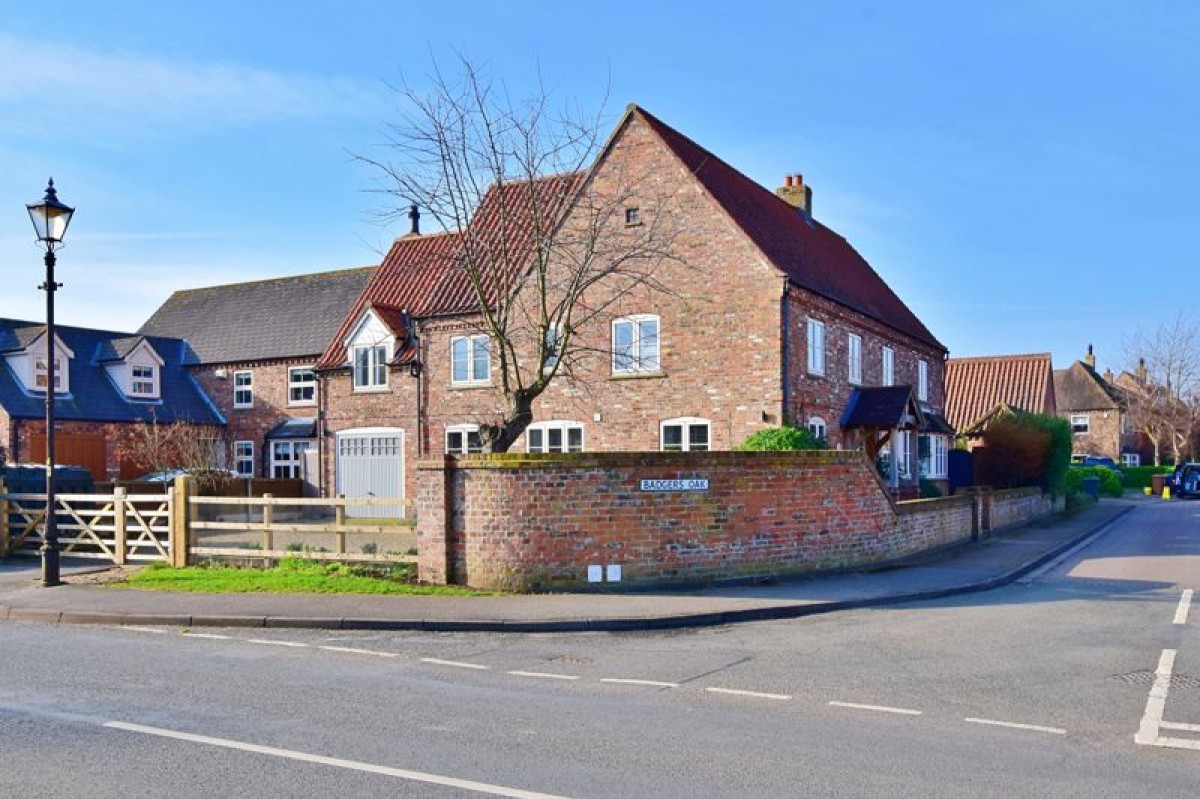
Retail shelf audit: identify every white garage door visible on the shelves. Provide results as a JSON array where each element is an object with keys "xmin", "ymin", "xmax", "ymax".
[{"xmin": 335, "ymin": 428, "xmax": 404, "ymax": 518}]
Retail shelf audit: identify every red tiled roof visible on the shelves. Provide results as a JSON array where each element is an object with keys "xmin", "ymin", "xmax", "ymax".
[
  {"xmin": 633, "ymin": 106, "xmax": 945, "ymax": 352},
  {"xmin": 944, "ymin": 353, "xmax": 1055, "ymax": 433}
]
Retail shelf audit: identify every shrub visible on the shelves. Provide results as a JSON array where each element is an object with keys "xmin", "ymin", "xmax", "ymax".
[
  {"xmin": 1121, "ymin": 465, "xmax": 1174, "ymax": 489},
  {"xmin": 975, "ymin": 412, "xmax": 1072, "ymax": 493},
  {"xmin": 735, "ymin": 426, "xmax": 826, "ymax": 451},
  {"xmin": 918, "ymin": 478, "xmax": 943, "ymax": 499},
  {"xmin": 1064, "ymin": 466, "xmax": 1123, "ymax": 497}
]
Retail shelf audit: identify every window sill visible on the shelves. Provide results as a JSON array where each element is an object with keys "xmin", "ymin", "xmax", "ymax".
[
  {"xmin": 288, "ymin": 401, "xmax": 318, "ymax": 408},
  {"xmin": 233, "ymin": 404, "xmax": 254, "ymax": 410},
  {"xmin": 352, "ymin": 386, "xmax": 391, "ymax": 394},
  {"xmin": 610, "ymin": 370, "xmax": 665, "ymax": 381},
  {"xmin": 450, "ymin": 382, "xmax": 493, "ymax": 391}
]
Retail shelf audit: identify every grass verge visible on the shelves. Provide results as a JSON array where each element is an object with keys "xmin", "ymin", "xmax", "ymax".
[{"xmin": 113, "ymin": 558, "xmax": 494, "ymax": 596}]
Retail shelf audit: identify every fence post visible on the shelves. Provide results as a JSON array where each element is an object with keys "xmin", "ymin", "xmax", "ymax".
[
  {"xmin": 0, "ymin": 477, "xmax": 8, "ymax": 558},
  {"xmin": 262, "ymin": 493, "xmax": 274, "ymax": 553},
  {"xmin": 334, "ymin": 494, "xmax": 346, "ymax": 554},
  {"xmin": 113, "ymin": 486, "xmax": 127, "ymax": 566},
  {"xmin": 170, "ymin": 475, "xmax": 192, "ymax": 568}
]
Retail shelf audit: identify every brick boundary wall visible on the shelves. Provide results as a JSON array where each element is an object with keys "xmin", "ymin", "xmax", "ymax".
[{"xmin": 416, "ymin": 452, "xmax": 1065, "ymax": 591}]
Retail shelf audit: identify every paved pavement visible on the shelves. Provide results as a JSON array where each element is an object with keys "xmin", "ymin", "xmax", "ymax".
[{"xmin": 0, "ymin": 498, "xmax": 1138, "ymax": 631}]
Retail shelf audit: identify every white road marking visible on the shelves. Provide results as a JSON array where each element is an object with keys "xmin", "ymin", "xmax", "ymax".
[
  {"xmin": 123, "ymin": 626, "xmax": 166, "ymax": 634},
  {"xmin": 508, "ymin": 671, "xmax": 581, "ymax": 681},
  {"xmin": 829, "ymin": 701, "xmax": 922, "ymax": 716},
  {"xmin": 181, "ymin": 632, "xmax": 231, "ymax": 640},
  {"xmin": 1173, "ymin": 589, "xmax": 1193, "ymax": 625},
  {"xmin": 964, "ymin": 717, "xmax": 1067, "ymax": 735},
  {"xmin": 1160, "ymin": 721, "xmax": 1200, "ymax": 733},
  {"xmin": 600, "ymin": 678, "xmax": 679, "ymax": 688},
  {"xmin": 247, "ymin": 639, "xmax": 310, "ymax": 649},
  {"xmin": 318, "ymin": 645, "xmax": 398, "ymax": 658},
  {"xmin": 421, "ymin": 658, "xmax": 489, "ymax": 670},
  {"xmin": 103, "ymin": 720, "xmax": 572, "ymax": 799},
  {"xmin": 1130, "ymin": 648, "xmax": 1200, "ymax": 750},
  {"xmin": 706, "ymin": 687, "xmax": 791, "ymax": 701}
]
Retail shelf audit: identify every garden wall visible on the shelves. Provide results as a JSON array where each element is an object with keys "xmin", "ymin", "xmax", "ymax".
[{"xmin": 415, "ymin": 452, "xmax": 1065, "ymax": 591}]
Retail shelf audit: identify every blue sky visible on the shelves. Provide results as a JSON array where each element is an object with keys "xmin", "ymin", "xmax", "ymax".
[{"xmin": 1, "ymin": 1, "xmax": 1193, "ymax": 375}]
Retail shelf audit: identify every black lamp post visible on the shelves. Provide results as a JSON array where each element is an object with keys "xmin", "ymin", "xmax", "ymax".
[{"xmin": 26, "ymin": 178, "xmax": 75, "ymax": 588}]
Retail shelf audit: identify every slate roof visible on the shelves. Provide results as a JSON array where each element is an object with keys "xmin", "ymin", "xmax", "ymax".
[
  {"xmin": 944, "ymin": 353, "xmax": 1056, "ymax": 434},
  {"xmin": 266, "ymin": 417, "xmax": 317, "ymax": 440},
  {"xmin": 840, "ymin": 386, "xmax": 924, "ymax": 430},
  {"xmin": 0, "ymin": 319, "xmax": 223, "ymax": 424},
  {"xmin": 140, "ymin": 266, "xmax": 376, "ymax": 365},
  {"xmin": 634, "ymin": 106, "xmax": 945, "ymax": 352},
  {"xmin": 1054, "ymin": 361, "xmax": 1124, "ymax": 411}
]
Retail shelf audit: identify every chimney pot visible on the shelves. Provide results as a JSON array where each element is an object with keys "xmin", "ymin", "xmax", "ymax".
[{"xmin": 784, "ymin": 175, "xmax": 793, "ymax": 187}]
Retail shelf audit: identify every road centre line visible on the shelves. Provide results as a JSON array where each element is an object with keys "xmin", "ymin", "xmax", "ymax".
[
  {"xmin": 247, "ymin": 638, "xmax": 310, "ymax": 648},
  {"xmin": 421, "ymin": 657, "xmax": 490, "ymax": 670},
  {"xmin": 1173, "ymin": 589, "xmax": 1193, "ymax": 625},
  {"xmin": 706, "ymin": 687, "xmax": 791, "ymax": 701},
  {"xmin": 104, "ymin": 720, "xmax": 572, "ymax": 799},
  {"xmin": 829, "ymin": 701, "xmax": 922, "ymax": 716},
  {"xmin": 181, "ymin": 632, "xmax": 231, "ymax": 640},
  {"xmin": 318, "ymin": 645, "xmax": 399, "ymax": 658},
  {"xmin": 508, "ymin": 671, "xmax": 581, "ymax": 681},
  {"xmin": 600, "ymin": 678, "xmax": 680, "ymax": 688},
  {"xmin": 123, "ymin": 626, "xmax": 166, "ymax": 634},
  {"xmin": 964, "ymin": 717, "xmax": 1066, "ymax": 735}
]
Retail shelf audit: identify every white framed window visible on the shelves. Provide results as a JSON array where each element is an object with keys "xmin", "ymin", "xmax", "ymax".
[
  {"xmin": 612, "ymin": 315, "xmax": 660, "ymax": 374},
  {"xmin": 451, "ymin": 335, "xmax": 490, "ymax": 384},
  {"xmin": 234, "ymin": 440, "xmax": 254, "ymax": 477},
  {"xmin": 920, "ymin": 434, "xmax": 949, "ymax": 479},
  {"xmin": 882, "ymin": 347, "xmax": 895, "ymax": 387},
  {"xmin": 446, "ymin": 424, "xmax": 484, "ymax": 454},
  {"xmin": 270, "ymin": 440, "xmax": 312, "ymax": 479},
  {"xmin": 806, "ymin": 318, "xmax": 826, "ymax": 376},
  {"xmin": 1070, "ymin": 414, "xmax": 1090, "ymax": 434},
  {"xmin": 895, "ymin": 430, "xmax": 912, "ymax": 479},
  {"xmin": 807, "ymin": 416, "xmax": 827, "ymax": 441},
  {"xmin": 918, "ymin": 359, "xmax": 929, "ymax": 401},
  {"xmin": 233, "ymin": 370, "xmax": 253, "ymax": 408},
  {"xmin": 353, "ymin": 344, "xmax": 388, "ymax": 389},
  {"xmin": 34, "ymin": 355, "xmax": 65, "ymax": 392},
  {"xmin": 527, "ymin": 421, "xmax": 584, "ymax": 453},
  {"xmin": 542, "ymin": 324, "xmax": 563, "ymax": 373},
  {"xmin": 660, "ymin": 418, "xmax": 710, "ymax": 452},
  {"xmin": 1121, "ymin": 453, "xmax": 1141, "ymax": 467},
  {"xmin": 848, "ymin": 333, "xmax": 863, "ymax": 384},
  {"xmin": 130, "ymin": 365, "xmax": 157, "ymax": 397},
  {"xmin": 288, "ymin": 366, "xmax": 316, "ymax": 405}
]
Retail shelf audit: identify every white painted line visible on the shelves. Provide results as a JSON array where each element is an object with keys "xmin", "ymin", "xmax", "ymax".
[
  {"xmin": 421, "ymin": 658, "xmax": 489, "ymax": 670},
  {"xmin": 1155, "ymin": 735, "xmax": 1200, "ymax": 751},
  {"xmin": 1160, "ymin": 721, "xmax": 1200, "ymax": 733},
  {"xmin": 829, "ymin": 701, "xmax": 922, "ymax": 716},
  {"xmin": 103, "ymin": 720, "xmax": 572, "ymax": 799},
  {"xmin": 247, "ymin": 639, "xmax": 310, "ymax": 649},
  {"xmin": 123, "ymin": 626, "xmax": 166, "ymax": 634},
  {"xmin": 1173, "ymin": 589, "xmax": 1193, "ymax": 625},
  {"xmin": 318, "ymin": 645, "xmax": 398, "ymax": 658},
  {"xmin": 964, "ymin": 717, "xmax": 1067, "ymax": 735},
  {"xmin": 507, "ymin": 671, "xmax": 581, "ymax": 681},
  {"xmin": 706, "ymin": 687, "xmax": 791, "ymax": 701},
  {"xmin": 1134, "ymin": 648, "xmax": 1175, "ymax": 746},
  {"xmin": 181, "ymin": 632, "xmax": 231, "ymax": 640},
  {"xmin": 599, "ymin": 678, "xmax": 679, "ymax": 688}
]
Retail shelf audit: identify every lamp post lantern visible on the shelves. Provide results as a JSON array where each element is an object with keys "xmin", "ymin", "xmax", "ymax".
[{"xmin": 26, "ymin": 178, "xmax": 74, "ymax": 588}]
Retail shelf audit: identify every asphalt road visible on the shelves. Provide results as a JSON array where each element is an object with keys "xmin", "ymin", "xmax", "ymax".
[{"xmin": 1, "ymin": 500, "xmax": 1197, "ymax": 797}]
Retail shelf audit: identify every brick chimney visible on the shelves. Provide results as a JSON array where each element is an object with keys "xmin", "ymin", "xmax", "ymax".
[
  {"xmin": 1084, "ymin": 344, "xmax": 1096, "ymax": 369},
  {"xmin": 1136, "ymin": 357, "xmax": 1148, "ymax": 384},
  {"xmin": 776, "ymin": 173, "xmax": 813, "ymax": 219}
]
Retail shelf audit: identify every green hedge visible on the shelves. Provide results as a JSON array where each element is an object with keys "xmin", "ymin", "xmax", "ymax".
[
  {"xmin": 1064, "ymin": 466, "xmax": 1124, "ymax": 497},
  {"xmin": 976, "ymin": 412, "xmax": 1073, "ymax": 493},
  {"xmin": 1122, "ymin": 465, "xmax": 1174, "ymax": 489},
  {"xmin": 735, "ymin": 426, "xmax": 826, "ymax": 451}
]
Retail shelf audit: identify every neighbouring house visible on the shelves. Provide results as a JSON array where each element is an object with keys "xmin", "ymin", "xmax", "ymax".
[
  {"xmin": 139, "ymin": 267, "xmax": 375, "ymax": 489},
  {"xmin": 1112, "ymin": 359, "xmax": 1187, "ymax": 466},
  {"xmin": 1054, "ymin": 345, "xmax": 1131, "ymax": 463},
  {"xmin": 0, "ymin": 319, "xmax": 223, "ymax": 480},
  {"xmin": 943, "ymin": 353, "xmax": 1057, "ymax": 447},
  {"xmin": 314, "ymin": 104, "xmax": 951, "ymax": 506}
]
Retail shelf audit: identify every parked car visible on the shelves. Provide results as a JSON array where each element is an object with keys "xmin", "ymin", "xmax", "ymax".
[
  {"xmin": 1174, "ymin": 463, "xmax": 1200, "ymax": 499},
  {"xmin": 1077, "ymin": 456, "xmax": 1124, "ymax": 481}
]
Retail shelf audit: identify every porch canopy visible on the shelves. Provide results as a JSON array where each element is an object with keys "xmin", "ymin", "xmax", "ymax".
[
  {"xmin": 839, "ymin": 386, "xmax": 925, "ymax": 462},
  {"xmin": 265, "ymin": 418, "xmax": 317, "ymax": 440}
]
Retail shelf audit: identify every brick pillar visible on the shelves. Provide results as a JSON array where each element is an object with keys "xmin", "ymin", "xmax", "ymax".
[{"xmin": 416, "ymin": 456, "xmax": 454, "ymax": 585}]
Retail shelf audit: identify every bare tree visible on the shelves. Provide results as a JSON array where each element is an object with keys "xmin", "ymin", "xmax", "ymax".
[
  {"xmin": 359, "ymin": 58, "xmax": 679, "ymax": 451},
  {"xmin": 116, "ymin": 416, "xmax": 230, "ymax": 487},
  {"xmin": 1121, "ymin": 313, "xmax": 1200, "ymax": 465}
]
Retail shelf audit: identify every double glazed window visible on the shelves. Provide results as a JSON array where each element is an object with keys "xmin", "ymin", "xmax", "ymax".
[
  {"xmin": 882, "ymin": 347, "xmax": 895, "ymax": 387},
  {"xmin": 451, "ymin": 335, "xmax": 490, "ymax": 384},
  {"xmin": 848, "ymin": 334, "xmax": 863, "ymax": 384},
  {"xmin": 131, "ymin": 365, "xmax": 156, "ymax": 396},
  {"xmin": 920, "ymin": 435, "xmax": 948, "ymax": 479},
  {"xmin": 270, "ymin": 440, "xmax": 312, "ymax": 479},
  {"xmin": 234, "ymin": 441, "xmax": 254, "ymax": 477},
  {"xmin": 661, "ymin": 418, "xmax": 710, "ymax": 452},
  {"xmin": 446, "ymin": 425, "xmax": 484, "ymax": 454},
  {"xmin": 542, "ymin": 324, "xmax": 563, "ymax": 373},
  {"xmin": 353, "ymin": 345, "xmax": 388, "ymax": 389},
  {"xmin": 34, "ymin": 356, "xmax": 63, "ymax": 391},
  {"xmin": 289, "ymin": 367, "xmax": 316, "ymax": 405},
  {"xmin": 234, "ymin": 370, "xmax": 253, "ymax": 407},
  {"xmin": 612, "ymin": 315, "xmax": 660, "ymax": 374},
  {"xmin": 918, "ymin": 360, "xmax": 929, "ymax": 401},
  {"xmin": 1070, "ymin": 414, "xmax": 1090, "ymax": 434},
  {"xmin": 527, "ymin": 421, "xmax": 584, "ymax": 453},
  {"xmin": 807, "ymin": 416, "xmax": 827, "ymax": 441},
  {"xmin": 806, "ymin": 318, "xmax": 825, "ymax": 376}
]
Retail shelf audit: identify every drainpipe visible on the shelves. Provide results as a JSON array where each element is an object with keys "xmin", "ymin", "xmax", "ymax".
[{"xmin": 316, "ymin": 371, "xmax": 327, "ymax": 497}]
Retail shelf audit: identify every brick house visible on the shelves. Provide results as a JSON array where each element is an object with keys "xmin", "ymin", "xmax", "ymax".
[
  {"xmin": 139, "ymin": 267, "xmax": 375, "ymax": 486},
  {"xmin": 943, "ymin": 352, "xmax": 1057, "ymax": 447},
  {"xmin": 0, "ymin": 318, "xmax": 222, "ymax": 480},
  {"xmin": 1054, "ymin": 345, "xmax": 1130, "ymax": 462},
  {"xmin": 313, "ymin": 105, "xmax": 950, "ymax": 505}
]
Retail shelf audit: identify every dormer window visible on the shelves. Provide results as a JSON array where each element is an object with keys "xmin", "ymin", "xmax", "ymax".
[
  {"xmin": 34, "ymin": 355, "xmax": 63, "ymax": 391},
  {"xmin": 344, "ymin": 308, "xmax": 394, "ymax": 392},
  {"xmin": 131, "ymin": 365, "xmax": 156, "ymax": 396}
]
